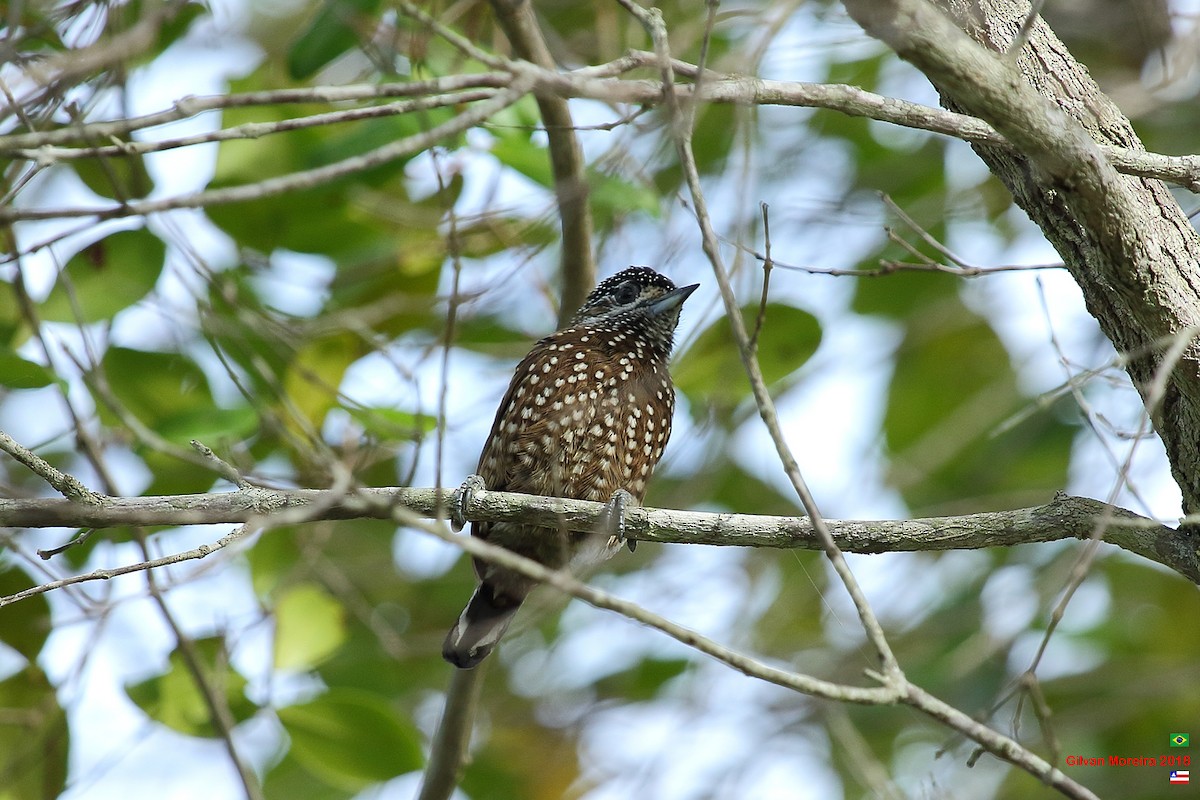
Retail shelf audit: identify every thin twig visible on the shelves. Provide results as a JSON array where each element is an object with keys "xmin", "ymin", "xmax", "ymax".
[
  {"xmin": 0, "ymin": 80, "xmax": 535, "ymax": 223},
  {"xmin": 191, "ymin": 440, "xmax": 250, "ymax": 489},
  {"xmin": 5, "ymin": 91, "xmax": 500, "ymax": 163},
  {"xmin": 748, "ymin": 201, "xmax": 774, "ymax": 352},
  {"xmin": 1021, "ymin": 328, "xmax": 1199, "ymax": 682},
  {"xmin": 392, "ymin": 500, "xmax": 903, "ymax": 703},
  {"xmin": 0, "ymin": 74, "xmax": 513, "ymax": 151},
  {"xmin": 1006, "ymin": 0, "xmax": 1047, "ymax": 58},
  {"xmin": 4, "ymin": 53, "xmax": 1198, "ymax": 193},
  {"xmin": 0, "ymin": 428, "xmax": 103, "ymax": 504}
]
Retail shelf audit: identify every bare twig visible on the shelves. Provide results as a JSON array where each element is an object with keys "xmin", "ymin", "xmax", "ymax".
[
  {"xmin": 393, "ymin": 496, "xmax": 1096, "ymax": 799},
  {"xmin": 5, "ymin": 91, "xmax": 499, "ymax": 163},
  {"xmin": 0, "ymin": 75, "xmax": 514, "ymax": 151},
  {"xmin": 618, "ymin": 5, "xmax": 1097, "ymax": 795},
  {"xmin": 0, "ymin": 428, "xmax": 102, "ymax": 504},
  {"xmin": 748, "ymin": 202, "xmax": 774, "ymax": 351},
  {"xmin": 1022, "ymin": 329, "xmax": 1198, "ymax": 680},
  {"xmin": 0, "ymin": 80, "xmax": 535, "ymax": 223},
  {"xmin": 190, "ymin": 440, "xmax": 250, "ymax": 489},
  {"xmin": 763, "ymin": 255, "xmax": 1063, "ymax": 278},
  {"xmin": 392, "ymin": 500, "xmax": 903, "ymax": 702},
  {"xmin": 1006, "ymin": 0, "xmax": 1047, "ymax": 58}
]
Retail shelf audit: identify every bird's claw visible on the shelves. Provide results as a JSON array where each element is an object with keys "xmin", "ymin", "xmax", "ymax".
[
  {"xmin": 602, "ymin": 489, "xmax": 637, "ymax": 552},
  {"xmin": 451, "ymin": 474, "xmax": 486, "ymax": 531}
]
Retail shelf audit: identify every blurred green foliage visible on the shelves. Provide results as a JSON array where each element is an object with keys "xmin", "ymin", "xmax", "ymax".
[{"xmin": 1, "ymin": 1, "xmax": 1198, "ymax": 799}]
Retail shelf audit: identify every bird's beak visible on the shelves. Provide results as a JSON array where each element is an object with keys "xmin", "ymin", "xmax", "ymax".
[{"xmin": 647, "ymin": 283, "xmax": 699, "ymax": 316}]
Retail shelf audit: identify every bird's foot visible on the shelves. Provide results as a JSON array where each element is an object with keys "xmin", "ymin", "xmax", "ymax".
[
  {"xmin": 601, "ymin": 489, "xmax": 638, "ymax": 552},
  {"xmin": 451, "ymin": 474, "xmax": 486, "ymax": 531}
]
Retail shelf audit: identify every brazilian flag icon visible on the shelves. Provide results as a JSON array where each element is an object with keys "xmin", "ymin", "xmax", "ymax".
[{"xmin": 1171, "ymin": 733, "xmax": 1190, "ymax": 748}]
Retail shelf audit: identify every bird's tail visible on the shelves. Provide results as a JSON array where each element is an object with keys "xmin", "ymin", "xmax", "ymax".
[{"xmin": 442, "ymin": 583, "xmax": 521, "ymax": 669}]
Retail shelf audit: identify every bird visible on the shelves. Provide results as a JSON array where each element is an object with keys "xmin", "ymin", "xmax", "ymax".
[{"xmin": 443, "ymin": 267, "xmax": 699, "ymax": 669}]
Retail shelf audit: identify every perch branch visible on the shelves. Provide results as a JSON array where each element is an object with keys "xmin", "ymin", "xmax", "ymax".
[{"xmin": 0, "ymin": 487, "xmax": 1193, "ymax": 593}]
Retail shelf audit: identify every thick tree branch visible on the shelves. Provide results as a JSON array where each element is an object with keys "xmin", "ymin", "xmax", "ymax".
[{"xmin": 0, "ymin": 487, "xmax": 1192, "ymax": 582}]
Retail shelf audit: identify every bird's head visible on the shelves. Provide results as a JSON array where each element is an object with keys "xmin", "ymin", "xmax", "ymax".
[{"xmin": 570, "ymin": 267, "xmax": 699, "ymax": 343}]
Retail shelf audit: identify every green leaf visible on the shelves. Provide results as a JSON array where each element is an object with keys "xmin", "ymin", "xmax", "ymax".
[
  {"xmin": 589, "ymin": 169, "xmax": 661, "ymax": 228},
  {"xmin": 0, "ymin": 665, "xmax": 68, "ymax": 800},
  {"xmin": 124, "ymin": 637, "xmax": 257, "ymax": 737},
  {"xmin": 41, "ymin": 229, "xmax": 165, "ymax": 323},
  {"xmin": 347, "ymin": 406, "xmax": 437, "ymax": 441},
  {"xmin": 594, "ymin": 658, "xmax": 689, "ymax": 701},
  {"xmin": 0, "ymin": 348, "xmax": 54, "ymax": 389},
  {"xmin": 74, "ymin": 153, "xmax": 154, "ymax": 200},
  {"xmin": 156, "ymin": 405, "xmax": 261, "ymax": 445},
  {"xmin": 455, "ymin": 216, "xmax": 557, "ymax": 260},
  {"xmin": 852, "ymin": 266, "xmax": 958, "ymax": 319},
  {"xmin": 207, "ymin": 73, "xmax": 401, "ymax": 259},
  {"xmin": 283, "ymin": 332, "xmax": 366, "ymax": 432},
  {"xmin": 326, "ymin": 252, "xmax": 442, "ymax": 337},
  {"xmin": 490, "ymin": 132, "xmax": 553, "ymax": 188},
  {"xmin": 454, "ymin": 314, "xmax": 533, "ymax": 355},
  {"xmin": 0, "ymin": 566, "xmax": 53, "ymax": 661},
  {"xmin": 0, "ymin": 280, "xmax": 25, "ymax": 347},
  {"xmin": 883, "ymin": 303, "xmax": 1075, "ymax": 512},
  {"xmin": 274, "ymin": 584, "xmax": 347, "ymax": 670},
  {"xmin": 154, "ymin": 0, "xmax": 207, "ymax": 53},
  {"xmin": 674, "ymin": 303, "xmax": 821, "ymax": 423},
  {"xmin": 264, "ymin": 751, "xmax": 353, "ymax": 800},
  {"xmin": 654, "ymin": 102, "xmax": 738, "ymax": 191},
  {"xmin": 276, "ymin": 689, "xmax": 423, "ymax": 790},
  {"xmin": 288, "ymin": 0, "xmax": 384, "ymax": 79},
  {"xmin": 96, "ymin": 346, "xmax": 211, "ymax": 431}
]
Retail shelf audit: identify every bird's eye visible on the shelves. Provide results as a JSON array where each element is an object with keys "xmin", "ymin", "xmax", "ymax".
[{"xmin": 614, "ymin": 282, "xmax": 639, "ymax": 305}]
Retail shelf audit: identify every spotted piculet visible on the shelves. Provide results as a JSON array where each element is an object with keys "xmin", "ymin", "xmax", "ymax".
[{"xmin": 443, "ymin": 267, "xmax": 698, "ymax": 668}]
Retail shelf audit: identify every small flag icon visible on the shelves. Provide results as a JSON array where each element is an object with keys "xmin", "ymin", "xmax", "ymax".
[
  {"xmin": 1171, "ymin": 733, "xmax": 1191, "ymax": 748},
  {"xmin": 1171, "ymin": 771, "xmax": 1190, "ymax": 785}
]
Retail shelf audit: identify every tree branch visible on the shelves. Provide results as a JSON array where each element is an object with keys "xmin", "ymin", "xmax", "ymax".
[
  {"xmin": 415, "ymin": 665, "xmax": 486, "ymax": 800},
  {"xmin": 4, "ymin": 91, "xmax": 500, "ymax": 163},
  {"xmin": 0, "ymin": 74, "xmax": 514, "ymax": 151},
  {"xmin": 0, "ymin": 430, "xmax": 102, "ymax": 504},
  {"xmin": 490, "ymin": 0, "xmax": 597, "ymax": 322},
  {"xmin": 623, "ymin": 0, "xmax": 909, "ymax": 689},
  {"xmin": 0, "ymin": 487, "xmax": 1192, "ymax": 583},
  {"xmin": 0, "ymin": 78, "xmax": 535, "ymax": 223},
  {"xmin": 4, "ymin": 52, "xmax": 1199, "ymax": 228}
]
